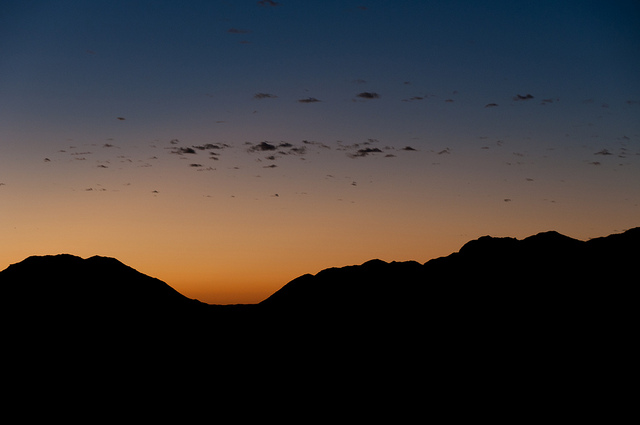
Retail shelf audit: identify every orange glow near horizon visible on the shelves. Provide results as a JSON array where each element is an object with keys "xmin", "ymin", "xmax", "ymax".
[
  {"xmin": 2, "ymin": 152, "xmax": 638, "ymax": 304},
  {"xmin": 2, "ymin": 2, "xmax": 639, "ymax": 304}
]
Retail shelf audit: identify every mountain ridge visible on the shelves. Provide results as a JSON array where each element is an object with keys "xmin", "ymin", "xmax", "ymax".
[{"xmin": 2, "ymin": 227, "xmax": 637, "ymax": 318}]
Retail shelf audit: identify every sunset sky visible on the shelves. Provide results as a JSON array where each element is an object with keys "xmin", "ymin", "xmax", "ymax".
[{"xmin": 1, "ymin": 0, "xmax": 639, "ymax": 303}]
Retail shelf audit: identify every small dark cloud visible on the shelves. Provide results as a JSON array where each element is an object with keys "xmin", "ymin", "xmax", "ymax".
[
  {"xmin": 348, "ymin": 147, "xmax": 383, "ymax": 158},
  {"xmin": 302, "ymin": 140, "xmax": 331, "ymax": 149},
  {"xmin": 503, "ymin": 198, "xmax": 512, "ymax": 202},
  {"xmin": 170, "ymin": 139, "xmax": 180, "ymax": 145},
  {"xmin": 116, "ymin": 117, "xmax": 126, "ymax": 120},
  {"xmin": 401, "ymin": 146, "xmax": 417, "ymax": 151},
  {"xmin": 263, "ymin": 164, "xmax": 278, "ymax": 168},
  {"xmin": 484, "ymin": 103, "xmax": 498, "ymax": 108},
  {"xmin": 43, "ymin": 158, "xmax": 51, "ymax": 162},
  {"xmin": 298, "ymin": 97, "xmax": 321, "ymax": 103},
  {"xmin": 513, "ymin": 94, "xmax": 534, "ymax": 101},
  {"xmin": 278, "ymin": 142, "xmax": 293, "ymax": 148},
  {"xmin": 193, "ymin": 143, "xmax": 229, "ymax": 150},
  {"xmin": 594, "ymin": 149, "xmax": 613, "ymax": 155},
  {"xmin": 248, "ymin": 141, "xmax": 277, "ymax": 152},
  {"xmin": 228, "ymin": 28, "xmax": 251, "ymax": 34},
  {"xmin": 190, "ymin": 163, "xmax": 203, "ymax": 167},
  {"xmin": 97, "ymin": 164, "xmax": 108, "ymax": 168},
  {"xmin": 401, "ymin": 96, "xmax": 423, "ymax": 102},
  {"xmin": 103, "ymin": 143, "xmax": 115, "ymax": 148},
  {"xmin": 257, "ymin": 0, "xmax": 280, "ymax": 6},
  {"xmin": 254, "ymin": 93, "xmax": 278, "ymax": 99},
  {"xmin": 589, "ymin": 161, "xmax": 601, "ymax": 166},
  {"xmin": 172, "ymin": 147, "xmax": 197, "ymax": 154},
  {"xmin": 356, "ymin": 92, "xmax": 380, "ymax": 99},
  {"xmin": 437, "ymin": 148, "xmax": 451, "ymax": 155}
]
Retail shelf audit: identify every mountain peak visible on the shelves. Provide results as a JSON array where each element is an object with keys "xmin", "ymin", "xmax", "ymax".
[{"xmin": 0, "ymin": 253, "xmax": 201, "ymax": 318}]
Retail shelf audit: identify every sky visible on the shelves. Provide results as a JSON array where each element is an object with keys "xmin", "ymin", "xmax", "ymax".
[{"xmin": 1, "ymin": 0, "xmax": 639, "ymax": 304}]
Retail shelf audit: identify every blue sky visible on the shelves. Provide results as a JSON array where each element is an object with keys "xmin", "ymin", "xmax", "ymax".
[{"xmin": 1, "ymin": 0, "xmax": 639, "ymax": 303}]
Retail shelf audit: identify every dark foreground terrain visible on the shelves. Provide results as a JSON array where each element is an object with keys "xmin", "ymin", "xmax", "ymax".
[{"xmin": 1, "ymin": 228, "xmax": 637, "ymax": 418}]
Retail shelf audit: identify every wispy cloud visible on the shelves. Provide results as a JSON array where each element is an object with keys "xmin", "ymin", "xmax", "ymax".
[
  {"xmin": 257, "ymin": 0, "xmax": 280, "ymax": 6},
  {"xmin": 356, "ymin": 92, "xmax": 380, "ymax": 99},
  {"xmin": 348, "ymin": 147, "xmax": 383, "ymax": 158},
  {"xmin": 513, "ymin": 94, "xmax": 534, "ymax": 101},
  {"xmin": 254, "ymin": 93, "xmax": 278, "ymax": 99},
  {"xmin": 171, "ymin": 147, "xmax": 197, "ymax": 155},
  {"xmin": 248, "ymin": 141, "xmax": 278, "ymax": 152},
  {"xmin": 298, "ymin": 97, "xmax": 321, "ymax": 103}
]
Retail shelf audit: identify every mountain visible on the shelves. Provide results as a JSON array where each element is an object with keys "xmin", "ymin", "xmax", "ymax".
[
  {"xmin": 2, "ymin": 228, "xmax": 636, "ymax": 415},
  {"xmin": 0, "ymin": 254, "xmax": 205, "ymax": 333},
  {"xmin": 2, "ymin": 227, "xmax": 637, "ymax": 326},
  {"xmin": 260, "ymin": 228, "xmax": 639, "ymax": 317}
]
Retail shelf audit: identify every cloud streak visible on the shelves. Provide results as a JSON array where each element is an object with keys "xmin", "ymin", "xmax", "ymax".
[{"xmin": 356, "ymin": 92, "xmax": 380, "ymax": 99}]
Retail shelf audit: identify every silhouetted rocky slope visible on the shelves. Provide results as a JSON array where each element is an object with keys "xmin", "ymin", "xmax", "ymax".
[
  {"xmin": 0, "ymin": 254, "xmax": 205, "ymax": 326},
  {"xmin": 260, "ymin": 228, "xmax": 639, "ymax": 317},
  {"xmin": 3, "ymin": 229, "xmax": 635, "ymax": 417},
  {"xmin": 1, "ymin": 228, "xmax": 637, "ymax": 325}
]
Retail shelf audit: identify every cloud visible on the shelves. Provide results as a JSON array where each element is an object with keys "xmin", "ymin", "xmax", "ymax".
[
  {"xmin": 298, "ymin": 97, "xmax": 321, "ymax": 103},
  {"xmin": 288, "ymin": 146, "xmax": 307, "ymax": 155},
  {"xmin": 257, "ymin": 0, "xmax": 280, "ymax": 6},
  {"xmin": 193, "ymin": 143, "xmax": 230, "ymax": 150},
  {"xmin": 513, "ymin": 94, "xmax": 534, "ymax": 101},
  {"xmin": 401, "ymin": 146, "xmax": 417, "ymax": 151},
  {"xmin": 484, "ymin": 103, "xmax": 498, "ymax": 108},
  {"xmin": 248, "ymin": 141, "xmax": 277, "ymax": 152},
  {"xmin": 437, "ymin": 148, "xmax": 451, "ymax": 155},
  {"xmin": 356, "ymin": 92, "xmax": 380, "ymax": 99},
  {"xmin": 254, "ymin": 93, "xmax": 278, "ymax": 99},
  {"xmin": 348, "ymin": 147, "xmax": 383, "ymax": 158},
  {"xmin": 171, "ymin": 147, "xmax": 197, "ymax": 154},
  {"xmin": 228, "ymin": 28, "xmax": 251, "ymax": 34},
  {"xmin": 190, "ymin": 164, "xmax": 203, "ymax": 167},
  {"xmin": 401, "ymin": 96, "xmax": 423, "ymax": 102},
  {"xmin": 594, "ymin": 149, "xmax": 613, "ymax": 155}
]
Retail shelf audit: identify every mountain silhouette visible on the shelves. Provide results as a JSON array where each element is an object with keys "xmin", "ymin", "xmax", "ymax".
[
  {"xmin": 2, "ymin": 228, "xmax": 636, "ymax": 416},
  {"xmin": 2, "ymin": 228, "xmax": 638, "ymax": 324},
  {"xmin": 260, "ymin": 228, "xmax": 638, "ymax": 316}
]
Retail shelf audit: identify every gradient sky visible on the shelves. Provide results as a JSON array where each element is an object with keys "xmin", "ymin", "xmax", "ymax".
[{"xmin": 1, "ymin": 0, "xmax": 639, "ymax": 303}]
